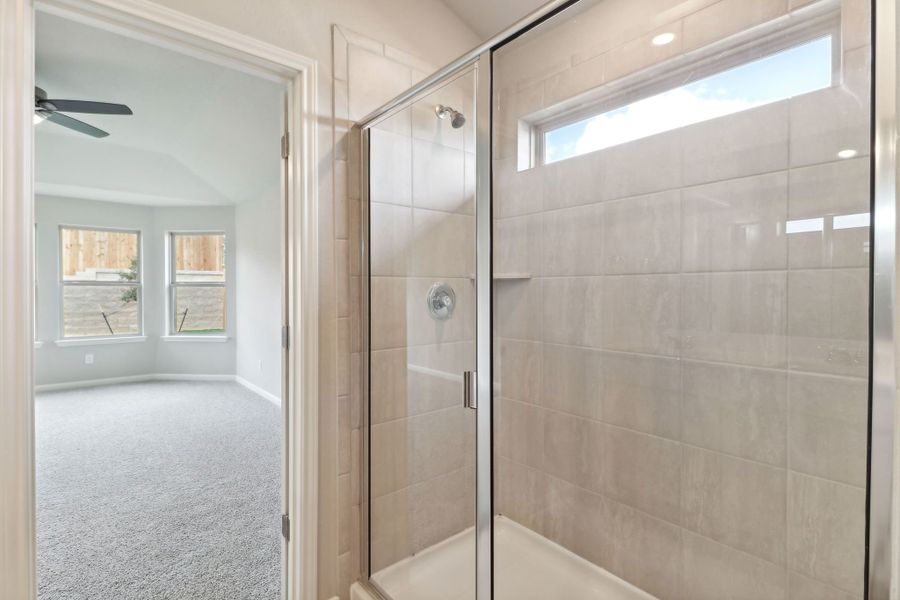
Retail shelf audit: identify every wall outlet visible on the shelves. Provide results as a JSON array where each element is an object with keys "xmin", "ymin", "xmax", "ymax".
[{"xmin": 84, "ymin": 353, "xmax": 94, "ymax": 365}]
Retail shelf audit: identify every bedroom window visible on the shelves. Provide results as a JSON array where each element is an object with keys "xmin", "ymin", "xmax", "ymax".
[
  {"xmin": 541, "ymin": 30, "xmax": 835, "ymax": 165},
  {"xmin": 168, "ymin": 232, "xmax": 226, "ymax": 335},
  {"xmin": 60, "ymin": 227, "xmax": 141, "ymax": 338}
]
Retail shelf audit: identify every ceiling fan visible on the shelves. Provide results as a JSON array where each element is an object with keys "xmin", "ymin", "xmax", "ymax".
[{"xmin": 34, "ymin": 86, "xmax": 133, "ymax": 138}]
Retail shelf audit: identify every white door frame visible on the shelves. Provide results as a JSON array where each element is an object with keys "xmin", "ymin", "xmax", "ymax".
[{"xmin": 0, "ymin": 1, "xmax": 319, "ymax": 599}]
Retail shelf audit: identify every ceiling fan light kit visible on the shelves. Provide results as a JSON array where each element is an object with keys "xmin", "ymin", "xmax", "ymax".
[{"xmin": 34, "ymin": 86, "xmax": 133, "ymax": 138}]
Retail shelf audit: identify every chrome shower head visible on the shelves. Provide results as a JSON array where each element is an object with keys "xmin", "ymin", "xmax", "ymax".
[{"xmin": 435, "ymin": 104, "xmax": 466, "ymax": 129}]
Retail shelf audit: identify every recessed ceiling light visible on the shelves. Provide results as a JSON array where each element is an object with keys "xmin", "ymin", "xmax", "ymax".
[
  {"xmin": 652, "ymin": 32, "xmax": 676, "ymax": 46},
  {"xmin": 837, "ymin": 148, "xmax": 858, "ymax": 159}
]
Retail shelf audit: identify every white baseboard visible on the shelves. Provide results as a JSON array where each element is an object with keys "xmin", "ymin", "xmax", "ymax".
[
  {"xmin": 36, "ymin": 373, "xmax": 235, "ymax": 393},
  {"xmin": 154, "ymin": 373, "xmax": 235, "ymax": 382},
  {"xmin": 34, "ymin": 374, "xmax": 153, "ymax": 392},
  {"xmin": 234, "ymin": 375, "xmax": 282, "ymax": 406}
]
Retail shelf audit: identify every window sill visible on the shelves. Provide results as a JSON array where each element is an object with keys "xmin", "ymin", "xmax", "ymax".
[
  {"xmin": 161, "ymin": 335, "xmax": 230, "ymax": 343},
  {"xmin": 54, "ymin": 336, "xmax": 147, "ymax": 347}
]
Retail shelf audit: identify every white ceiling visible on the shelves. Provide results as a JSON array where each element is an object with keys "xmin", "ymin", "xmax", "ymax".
[
  {"xmin": 439, "ymin": 0, "xmax": 548, "ymax": 39},
  {"xmin": 35, "ymin": 11, "xmax": 284, "ymax": 207}
]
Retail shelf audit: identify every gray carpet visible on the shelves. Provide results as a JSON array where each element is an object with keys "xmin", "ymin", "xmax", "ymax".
[{"xmin": 36, "ymin": 381, "xmax": 282, "ymax": 600}]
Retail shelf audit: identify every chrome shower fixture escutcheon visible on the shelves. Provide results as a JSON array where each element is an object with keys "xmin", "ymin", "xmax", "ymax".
[{"xmin": 426, "ymin": 282, "xmax": 456, "ymax": 320}]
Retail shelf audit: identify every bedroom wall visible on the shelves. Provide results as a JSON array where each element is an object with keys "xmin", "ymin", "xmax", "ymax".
[
  {"xmin": 34, "ymin": 195, "xmax": 237, "ymax": 387},
  {"xmin": 235, "ymin": 180, "xmax": 284, "ymax": 400}
]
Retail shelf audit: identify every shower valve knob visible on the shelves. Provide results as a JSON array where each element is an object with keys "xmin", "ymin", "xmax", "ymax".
[{"xmin": 426, "ymin": 282, "xmax": 456, "ymax": 320}]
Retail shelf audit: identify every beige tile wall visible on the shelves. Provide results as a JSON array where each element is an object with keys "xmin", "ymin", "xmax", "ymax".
[
  {"xmin": 493, "ymin": 0, "xmax": 870, "ymax": 599},
  {"xmin": 336, "ymin": 25, "xmax": 480, "ymax": 591},
  {"xmin": 333, "ymin": 27, "xmax": 445, "ymax": 598},
  {"xmin": 366, "ymin": 72, "xmax": 479, "ymax": 573}
]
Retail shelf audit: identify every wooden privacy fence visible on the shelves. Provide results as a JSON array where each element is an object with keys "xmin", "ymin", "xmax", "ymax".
[
  {"xmin": 62, "ymin": 229, "xmax": 138, "ymax": 277},
  {"xmin": 61, "ymin": 229, "xmax": 225, "ymax": 277}
]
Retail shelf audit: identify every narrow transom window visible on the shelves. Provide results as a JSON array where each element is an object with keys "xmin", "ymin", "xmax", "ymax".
[
  {"xmin": 168, "ymin": 232, "xmax": 227, "ymax": 335},
  {"xmin": 60, "ymin": 227, "xmax": 141, "ymax": 338},
  {"xmin": 543, "ymin": 34, "xmax": 834, "ymax": 165}
]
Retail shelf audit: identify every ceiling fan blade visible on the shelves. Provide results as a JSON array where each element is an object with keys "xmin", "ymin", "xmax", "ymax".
[
  {"xmin": 40, "ymin": 99, "xmax": 132, "ymax": 115},
  {"xmin": 45, "ymin": 111, "xmax": 109, "ymax": 138}
]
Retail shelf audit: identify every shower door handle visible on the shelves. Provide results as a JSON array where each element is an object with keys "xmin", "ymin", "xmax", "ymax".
[{"xmin": 463, "ymin": 370, "xmax": 477, "ymax": 409}]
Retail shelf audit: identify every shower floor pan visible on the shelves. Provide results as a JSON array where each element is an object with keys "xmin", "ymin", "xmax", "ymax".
[{"xmin": 352, "ymin": 516, "xmax": 656, "ymax": 600}]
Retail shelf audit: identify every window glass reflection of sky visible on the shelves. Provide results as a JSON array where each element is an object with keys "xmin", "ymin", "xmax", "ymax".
[{"xmin": 544, "ymin": 36, "xmax": 833, "ymax": 164}]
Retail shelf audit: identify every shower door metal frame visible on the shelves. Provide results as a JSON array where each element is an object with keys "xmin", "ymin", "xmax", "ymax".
[
  {"xmin": 473, "ymin": 50, "xmax": 493, "ymax": 600},
  {"xmin": 867, "ymin": 0, "xmax": 896, "ymax": 598},
  {"xmin": 357, "ymin": 0, "xmax": 898, "ymax": 599}
]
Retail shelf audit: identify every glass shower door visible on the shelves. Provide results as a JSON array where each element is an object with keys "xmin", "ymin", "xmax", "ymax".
[
  {"xmin": 365, "ymin": 67, "xmax": 478, "ymax": 600},
  {"xmin": 492, "ymin": 0, "xmax": 871, "ymax": 598}
]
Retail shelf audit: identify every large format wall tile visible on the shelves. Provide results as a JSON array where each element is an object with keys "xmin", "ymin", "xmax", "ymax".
[
  {"xmin": 681, "ymin": 172, "xmax": 788, "ymax": 272},
  {"xmin": 370, "ymin": 202, "xmax": 412, "ymax": 276},
  {"xmin": 682, "ymin": 271, "xmax": 788, "ymax": 367},
  {"xmin": 411, "ymin": 140, "xmax": 468, "ymax": 214},
  {"xmin": 370, "ymin": 489, "xmax": 411, "ymax": 573},
  {"xmin": 789, "ymin": 572, "xmax": 860, "ymax": 600},
  {"xmin": 411, "ymin": 209, "xmax": 474, "ymax": 278},
  {"xmin": 681, "ymin": 361, "xmax": 787, "ymax": 466},
  {"xmin": 409, "ymin": 467, "xmax": 473, "ymax": 552},
  {"xmin": 495, "ymin": 279, "xmax": 542, "ymax": 341},
  {"xmin": 602, "ymin": 190, "xmax": 682, "ymax": 274},
  {"xmin": 494, "ymin": 157, "xmax": 543, "ymax": 217},
  {"xmin": 542, "ymin": 411, "xmax": 602, "ymax": 492},
  {"xmin": 788, "ymin": 158, "xmax": 870, "ymax": 269},
  {"xmin": 681, "ymin": 447, "xmax": 787, "ymax": 564},
  {"xmin": 541, "ymin": 344, "xmax": 604, "ymax": 420},
  {"xmin": 484, "ymin": 4, "xmax": 873, "ymax": 599},
  {"xmin": 600, "ymin": 498, "xmax": 684, "ymax": 600},
  {"xmin": 407, "ymin": 341, "xmax": 472, "ymax": 414},
  {"xmin": 541, "ymin": 277, "xmax": 604, "ymax": 347},
  {"xmin": 370, "ymin": 418, "xmax": 409, "ymax": 498},
  {"xmin": 602, "ymin": 274, "xmax": 680, "ymax": 355},
  {"xmin": 600, "ymin": 131, "xmax": 683, "ymax": 200},
  {"xmin": 787, "ymin": 473, "xmax": 866, "ymax": 595},
  {"xmin": 370, "ymin": 276, "xmax": 408, "ymax": 351},
  {"xmin": 497, "ymin": 398, "xmax": 544, "ymax": 469},
  {"xmin": 787, "ymin": 268, "xmax": 868, "ymax": 377},
  {"xmin": 542, "ymin": 204, "xmax": 605, "ymax": 276},
  {"xmin": 408, "ymin": 407, "xmax": 466, "ymax": 484},
  {"xmin": 496, "ymin": 458, "xmax": 547, "ymax": 533},
  {"xmin": 370, "ymin": 348, "xmax": 408, "ymax": 424},
  {"xmin": 788, "ymin": 373, "xmax": 868, "ymax": 487},
  {"xmin": 495, "ymin": 214, "xmax": 542, "ymax": 276},
  {"xmin": 543, "ymin": 151, "xmax": 606, "ymax": 210},
  {"xmin": 682, "ymin": 531, "xmax": 787, "ymax": 600},
  {"xmin": 498, "ymin": 338, "xmax": 542, "ymax": 404},
  {"xmin": 601, "ymin": 352, "xmax": 681, "ymax": 440},
  {"xmin": 370, "ymin": 128, "xmax": 412, "ymax": 206},
  {"xmin": 682, "ymin": 101, "xmax": 790, "ymax": 185},
  {"xmin": 602, "ymin": 425, "xmax": 681, "ymax": 523}
]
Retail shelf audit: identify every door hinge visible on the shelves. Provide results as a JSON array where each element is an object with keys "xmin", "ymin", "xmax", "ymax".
[
  {"xmin": 281, "ymin": 132, "xmax": 290, "ymax": 159},
  {"xmin": 282, "ymin": 325, "xmax": 290, "ymax": 350},
  {"xmin": 281, "ymin": 514, "xmax": 290, "ymax": 541}
]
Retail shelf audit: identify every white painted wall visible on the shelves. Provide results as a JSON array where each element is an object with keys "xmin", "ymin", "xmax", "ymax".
[
  {"xmin": 34, "ymin": 195, "xmax": 237, "ymax": 386},
  {"xmin": 235, "ymin": 180, "xmax": 283, "ymax": 399}
]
